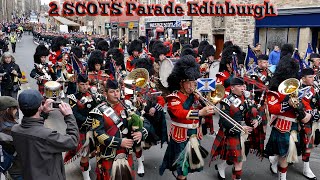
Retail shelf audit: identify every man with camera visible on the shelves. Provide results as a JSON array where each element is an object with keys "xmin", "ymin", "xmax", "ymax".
[{"xmin": 11, "ymin": 89, "xmax": 79, "ymax": 180}]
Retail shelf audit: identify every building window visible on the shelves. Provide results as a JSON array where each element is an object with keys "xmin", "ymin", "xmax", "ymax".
[{"xmin": 201, "ymin": 34, "xmax": 208, "ymax": 41}]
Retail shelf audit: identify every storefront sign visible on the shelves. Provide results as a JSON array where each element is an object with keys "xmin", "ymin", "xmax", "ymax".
[
  {"xmin": 111, "ymin": 23, "xmax": 118, "ymax": 30},
  {"xmin": 118, "ymin": 22, "xmax": 128, "ymax": 27},
  {"xmin": 146, "ymin": 20, "xmax": 187, "ymax": 29},
  {"xmin": 128, "ymin": 22, "xmax": 134, "ymax": 29}
]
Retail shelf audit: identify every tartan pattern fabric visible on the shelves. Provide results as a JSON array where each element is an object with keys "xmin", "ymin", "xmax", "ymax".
[
  {"xmin": 210, "ymin": 128, "xmax": 243, "ymax": 163},
  {"xmin": 95, "ymin": 154, "xmax": 134, "ymax": 180},
  {"xmin": 265, "ymin": 127, "xmax": 291, "ymax": 157},
  {"xmin": 246, "ymin": 105, "xmax": 267, "ymax": 157},
  {"xmin": 38, "ymin": 84, "xmax": 45, "ymax": 95},
  {"xmin": 300, "ymin": 122, "xmax": 314, "ymax": 150}
]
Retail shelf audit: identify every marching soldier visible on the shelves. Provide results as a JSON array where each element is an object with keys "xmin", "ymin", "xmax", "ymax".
[
  {"xmin": 126, "ymin": 39, "xmax": 142, "ymax": 72},
  {"xmin": 106, "ymin": 48, "xmax": 125, "ymax": 81},
  {"xmin": 91, "ymin": 79, "xmax": 147, "ymax": 180},
  {"xmin": 299, "ymin": 68, "xmax": 320, "ymax": 180},
  {"xmin": 245, "ymin": 54, "xmax": 272, "ymax": 157},
  {"xmin": 216, "ymin": 45, "xmax": 244, "ymax": 94},
  {"xmin": 64, "ymin": 74, "xmax": 99, "ymax": 180},
  {"xmin": 210, "ymin": 77, "xmax": 255, "ymax": 180},
  {"xmin": 30, "ymin": 44, "xmax": 57, "ymax": 96},
  {"xmin": 87, "ymin": 50, "xmax": 109, "ymax": 94},
  {"xmin": 159, "ymin": 55, "xmax": 214, "ymax": 180},
  {"xmin": 265, "ymin": 55, "xmax": 312, "ymax": 180},
  {"xmin": 200, "ymin": 45, "xmax": 217, "ymax": 78}
]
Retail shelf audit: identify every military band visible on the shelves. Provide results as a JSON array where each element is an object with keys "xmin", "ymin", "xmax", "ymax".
[{"xmin": 17, "ymin": 32, "xmax": 320, "ymax": 180}]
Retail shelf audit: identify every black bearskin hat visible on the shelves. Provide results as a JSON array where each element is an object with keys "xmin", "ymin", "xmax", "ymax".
[
  {"xmin": 97, "ymin": 40, "xmax": 109, "ymax": 52},
  {"xmin": 180, "ymin": 48, "xmax": 196, "ymax": 58},
  {"xmin": 182, "ymin": 44, "xmax": 193, "ymax": 50},
  {"xmin": 191, "ymin": 39, "xmax": 199, "ymax": 48},
  {"xmin": 172, "ymin": 42, "xmax": 181, "ymax": 54},
  {"xmin": 223, "ymin": 41, "xmax": 233, "ymax": 50},
  {"xmin": 269, "ymin": 55, "xmax": 299, "ymax": 91},
  {"xmin": 71, "ymin": 46, "xmax": 83, "ymax": 58},
  {"xmin": 138, "ymin": 36, "xmax": 147, "ymax": 44},
  {"xmin": 219, "ymin": 45, "xmax": 244, "ymax": 72},
  {"xmin": 94, "ymin": 38, "xmax": 104, "ymax": 45},
  {"xmin": 203, "ymin": 45, "xmax": 216, "ymax": 59},
  {"xmin": 167, "ymin": 55, "xmax": 201, "ymax": 92},
  {"xmin": 280, "ymin": 44, "xmax": 294, "ymax": 59},
  {"xmin": 88, "ymin": 50, "xmax": 104, "ymax": 71},
  {"xmin": 134, "ymin": 58, "xmax": 154, "ymax": 76},
  {"xmin": 77, "ymin": 74, "xmax": 88, "ymax": 83},
  {"xmin": 51, "ymin": 36, "xmax": 68, "ymax": 52},
  {"xmin": 152, "ymin": 43, "xmax": 169, "ymax": 58},
  {"xmin": 128, "ymin": 40, "xmax": 142, "ymax": 56},
  {"xmin": 110, "ymin": 39, "xmax": 120, "ymax": 49},
  {"xmin": 198, "ymin": 41, "xmax": 209, "ymax": 56},
  {"xmin": 107, "ymin": 48, "xmax": 124, "ymax": 66},
  {"xmin": 106, "ymin": 79, "xmax": 119, "ymax": 90},
  {"xmin": 149, "ymin": 39, "xmax": 161, "ymax": 53},
  {"xmin": 34, "ymin": 44, "xmax": 49, "ymax": 64}
]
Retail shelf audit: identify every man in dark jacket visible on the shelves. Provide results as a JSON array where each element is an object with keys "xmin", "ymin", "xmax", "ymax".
[{"xmin": 11, "ymin": 89, "xmax": 79, "ymax": 180}]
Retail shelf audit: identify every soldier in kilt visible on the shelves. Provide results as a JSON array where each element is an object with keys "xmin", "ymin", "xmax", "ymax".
[
  {"xmin": 264, "ymin": 55, "xmax": 313, "ymax": 180},
  {"xmin": 245, "ymin": 54, "xmax": 272, "ymax": 157},
  {"xmin": 30, "ymin": 44, "xmax": 57, "ymax": 96},
  {"xmin": 159, "ymin": 55, "xmax": 214, "ymax": 180},
  {"xmin": 210, "ymin": 77, "xmax": 254, "ymax": 180},
  {"xmin": 64, "ymin": 74, "xmax": 99, "ymax": 180},
  {"xmin": 298, "ymin": 68, "xmax": 320, "ymax": 180},
  {"xmin": 91, "ymin": 79, "xmax": 146, "ymax": 180}
]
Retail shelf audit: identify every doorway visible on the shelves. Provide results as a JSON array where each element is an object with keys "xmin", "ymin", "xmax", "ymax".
[{"xmin": 214, "ymin": 34, "xmax": 224, "ymax": 60}]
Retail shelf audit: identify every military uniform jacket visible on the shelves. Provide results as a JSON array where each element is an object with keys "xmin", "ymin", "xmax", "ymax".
[
  {"xmin": 91, "ymin": 102, "xmax": 130, "ymax": 159},
  {"xmin": 216, "ymin": 70, "xmax": 233, "ymax": 94},
  {"xmin": 30, "ymin": 63, "xmax": 57, "ymax": 83},
  {"xmin": 220, "ymin": 93, "xmax": 250, "ymax": 136},
  {"xmin": 167, "ymin": 91, "xmax": 203, "ymax": 143}
]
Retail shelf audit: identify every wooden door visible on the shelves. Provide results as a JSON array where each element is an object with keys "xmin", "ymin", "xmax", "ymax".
[{"xmin": 214, "ymin": 35, "xmax": 224, "ymax": 60}]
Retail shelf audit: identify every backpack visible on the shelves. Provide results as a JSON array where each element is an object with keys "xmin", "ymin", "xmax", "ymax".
[{"xmin": 0, "ymin": 145, "xmax": 15, "ymax": 173}]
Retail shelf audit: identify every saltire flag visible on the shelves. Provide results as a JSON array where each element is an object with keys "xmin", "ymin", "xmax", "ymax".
[
  {"xmin": 298, "ymin": 86, "xmax": 311, "ymax": 99},
  {"xmin": 232, "ymin": 52, "xmax": 238, "ymax": 76},
  {"xmin": 293, "ymin": 49, "xmax": 304, "ymax": 73},
  {"xmin": 71, "ymin": 55, "xmax": 85, "ymax": 74},
  {"xmin": 304, "ymin": 43, "xmax": 314, "ymax": 66},
  {"xmin": 245, "ymin": 45, "xmax": 258, "ymax": 70},
  {"xmin": 197, "ymin": 78, "xmax": 215, "ymax": 92}
]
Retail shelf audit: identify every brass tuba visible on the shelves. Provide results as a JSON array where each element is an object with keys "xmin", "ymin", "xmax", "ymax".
[
  {"xmin": 123, "ymin": 68, "xmax": 149, "ymax": 88},
  {"xmin": 278, "ymin": 78, "xmax": 300, "ymax": 108}
]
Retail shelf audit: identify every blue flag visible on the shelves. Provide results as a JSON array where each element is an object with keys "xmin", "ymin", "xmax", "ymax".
[
  {"xmin": 232, "ymin": 52, "xmax": 238, "ymax": 75},
  {"xmin": 197, "ymin": 78, "xmax": 216, "ymax": 92},
  {"xmin": 293, "ymin": 50, "xmax": 304, "ymax": 72},
  {"xmin": 245, "ymin": 45, "xmax": 258, "ymax": 70},
  {"xmin": 304, "ymin": 43, "xmax": 314, "ymax": 65}
]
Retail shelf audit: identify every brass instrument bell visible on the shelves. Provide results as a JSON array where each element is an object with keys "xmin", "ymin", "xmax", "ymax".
[
  {"xmin": 208, "ymin": 84, "xmax": 225, "ymax": 104},
  {"xmin": 124, "ymin": 68, "xmax": 149, "ymax": 88},
  {"xmin": 278, "ymin": 78, "xmax": 300, "ymax": 95}
]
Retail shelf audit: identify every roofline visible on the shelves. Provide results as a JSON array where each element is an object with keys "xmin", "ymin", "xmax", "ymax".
[{"xmin": 277, "ymin": 6, "xmax": 320, "ymax": 15}]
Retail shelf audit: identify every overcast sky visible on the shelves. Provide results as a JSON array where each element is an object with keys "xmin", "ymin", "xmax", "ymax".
[{"xmin": 41, "ymin": 0, "xmax": 50, "ymax": 5}]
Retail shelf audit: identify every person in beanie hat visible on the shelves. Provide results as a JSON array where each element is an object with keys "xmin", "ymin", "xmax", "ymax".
[
  {"xmin": 11, "ymin": 89, "xmax": 78, "ymax": 180},
  {"xmin": 298, "ymin": 68, "xmax": 319, "ymax": 180},
  {"xmin": 265, "ymin": 56, "xmax": 312, "ymax": 180},
  {"xmin": 91, "ymin": 78, "xmax": 146, "ymax": 180},
  {"xmin": 211, "ymin": 77, "xmax": 254, "ymax": 180},
  {"xmin": 126, "ymin": 39, "xmax": 142, "ymax": 72},
  {"xmin": 30, "ymin": 44, "xmax": 57, "ymax": 96},
  {"xmin": 160, "ymin": 55, "xmax": 215, "ymax": 180},
  {"xmin": 0, "ymin": 96, "xmax": 23, "ymax": 179}
]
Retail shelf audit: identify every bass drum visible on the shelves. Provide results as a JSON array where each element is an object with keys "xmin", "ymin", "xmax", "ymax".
[
  {"xmin": 209, "ymin": 61, "xmax": 220, "ymax": 80},
  {"xmin": 159, "ymin": 58, "xmax": 178, "ymax": 88}
]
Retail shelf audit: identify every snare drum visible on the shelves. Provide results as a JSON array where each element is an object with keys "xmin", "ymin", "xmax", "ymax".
[
  {"xmin": 44, "ymin": 81, "xmax": 62, "ymax": 99},
  {"xmin": 159, "ymin": 58, "xmax": 178, "ymax": 88}
]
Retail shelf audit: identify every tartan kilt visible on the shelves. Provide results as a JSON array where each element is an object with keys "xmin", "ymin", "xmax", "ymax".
[
  {"xmin": 246, "ymin": 124, "xmax": 266, "ymax": 156},
  {"xmin": 265, "ymin": 127, "xmax": 292, "ymax": 157},
  {"xmin": 300, "ymin": 122, "xmax": 314, "ymax": 150},
  {"xmin": 96, "ymin": 154, "xmax": 134, "ymax": 180},
  {"xmin": 159, "ymin": 129, "xmax": 202, "ymax": 176},
  {"xmin": 211, "ymin": 128, "xmax": 243, "ymax": 163}
]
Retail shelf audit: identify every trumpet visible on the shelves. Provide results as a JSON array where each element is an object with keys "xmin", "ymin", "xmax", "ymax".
[
  {"xmin": 194, "ymin": 85, "xmax": 246, "ymax": 134},
  {"xmin": 278, "ymin": 78, "xmax": 300, "ymax": 108}
]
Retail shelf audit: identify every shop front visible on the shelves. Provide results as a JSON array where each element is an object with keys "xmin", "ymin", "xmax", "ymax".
[{"xmin": 145, "ymin": 17, "xmax": 192, "ymax": 44}]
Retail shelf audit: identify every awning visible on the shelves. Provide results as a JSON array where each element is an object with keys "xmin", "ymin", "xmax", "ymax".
[{"xmin": 53, "ymin": 16, "xmax": 80, "ymax": 26}]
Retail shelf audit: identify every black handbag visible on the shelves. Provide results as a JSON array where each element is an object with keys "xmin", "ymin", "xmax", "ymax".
[{"xmin": 0, "ymin": 145, "xmax": 14, "ymax": 173}]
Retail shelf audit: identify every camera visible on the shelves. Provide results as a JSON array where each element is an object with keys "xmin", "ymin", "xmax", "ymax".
[{"xmin": 51, "ymin": 101, "xmax": 61, "ymax": 108}]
